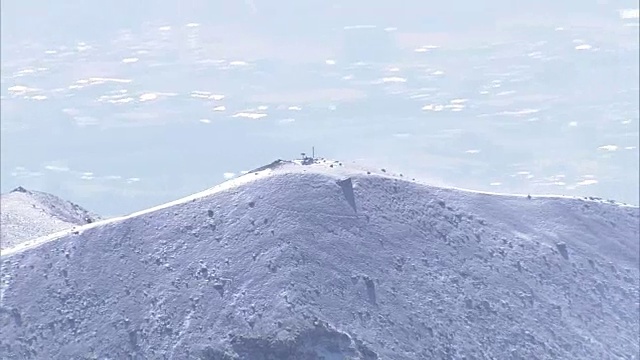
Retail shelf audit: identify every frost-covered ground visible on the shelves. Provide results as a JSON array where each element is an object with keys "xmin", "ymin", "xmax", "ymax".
[
  {"xmin": 1, "ymin": 159, "xmax": 638, "ymax": 359},
  {"xmin": 0, "ymin": 186, "xmax": 99, "ymax": 250}
]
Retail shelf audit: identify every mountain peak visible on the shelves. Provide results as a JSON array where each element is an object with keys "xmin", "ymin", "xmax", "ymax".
[{"xmin": 1, "ymin": 187, "xmax": 100, "ymax": 250}]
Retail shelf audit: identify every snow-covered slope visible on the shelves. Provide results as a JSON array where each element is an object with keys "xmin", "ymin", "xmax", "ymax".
[
  {"xmin": 1, "ymin": 159, "xmax": 638, "ymax": 359},
  {"xmin": 0, "ymin": 186, "xmax": 100, "ymax": 250}
]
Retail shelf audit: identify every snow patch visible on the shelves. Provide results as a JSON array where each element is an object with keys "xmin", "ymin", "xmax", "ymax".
[{"xmin": 232, "ymin": 112, "xmax": 267, "ymax": 120}]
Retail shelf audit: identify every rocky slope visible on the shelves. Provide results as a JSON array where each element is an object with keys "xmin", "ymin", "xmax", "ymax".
[{"xmin": 1, "ymin": 159, "xmax": 638, "ymax": 359}]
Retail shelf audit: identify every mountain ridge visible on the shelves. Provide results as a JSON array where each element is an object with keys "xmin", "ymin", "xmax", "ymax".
[{"xmin": 3, "ymin": 158, "xmax": 635, "ymax": 258}]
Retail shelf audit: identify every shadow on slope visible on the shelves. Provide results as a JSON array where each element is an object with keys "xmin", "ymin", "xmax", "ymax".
[{"xmin": 202, "ymin": 321, "xmax": 377, "ymax": 360}]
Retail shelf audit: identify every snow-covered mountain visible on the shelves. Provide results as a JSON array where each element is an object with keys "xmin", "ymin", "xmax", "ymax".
[
  {"xmin": 0, "ymin": 186, "xmax": 100, "ymax": 250},
  {"xmin": 1, "ymin": 159, "xmax": 638, "ymax": 359}
]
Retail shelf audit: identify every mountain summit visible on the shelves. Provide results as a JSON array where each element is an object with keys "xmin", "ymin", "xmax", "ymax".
[
  {"xmin": 1, "ymin": 159, "xmax": 638, "ymax": 359},
  {"xmin": 0, "ymin": 186, "xmax": 100, "ymax": 250}
]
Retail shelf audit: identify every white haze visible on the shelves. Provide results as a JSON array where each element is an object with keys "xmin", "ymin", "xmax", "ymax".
[{"xmin": 1, "ymin": 0, "xmax": 638, "ymax": 216}]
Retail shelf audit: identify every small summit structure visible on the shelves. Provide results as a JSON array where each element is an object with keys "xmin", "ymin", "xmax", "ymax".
[{"xmin": 300, "ymin": 146, "xmax": 317, "ymax": 165}]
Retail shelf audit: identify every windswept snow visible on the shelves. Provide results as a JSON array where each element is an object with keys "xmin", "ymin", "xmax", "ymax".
[
  {"xmin": 0, "ymin": 160, "xmax": 638, "ymax": 359},
  {"xmin": 0, "ymin": 187, "xmax": 100, "ymax": 250}
]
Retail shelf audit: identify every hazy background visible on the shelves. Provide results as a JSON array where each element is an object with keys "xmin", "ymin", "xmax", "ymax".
[{"xmin": 2, "ymin": 0, "xmax": 638, "ymax": 216}]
